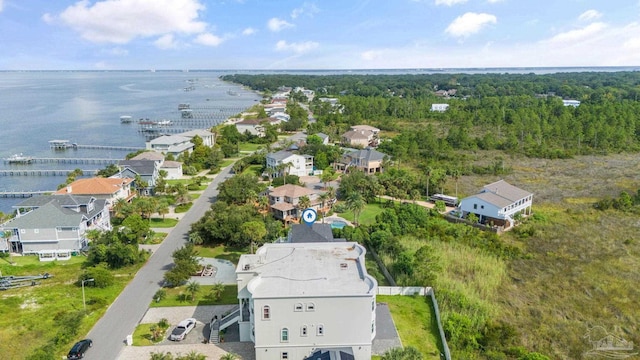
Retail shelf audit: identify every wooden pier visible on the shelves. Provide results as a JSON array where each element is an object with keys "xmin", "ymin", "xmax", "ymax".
[
  {"xmin": 29, "ymin": 157, "xmax": 121, "ymax": 165},
  {"xmin": 0, "ymin": 169, "xmax": 99, "ymax": 176},
  {"xmin": 0, "ymin": 191, "xmax": 52, "ymax": 198},
  {"xmin": 48, "ymin": 140, "xmax": 143, "ymax": 151}
]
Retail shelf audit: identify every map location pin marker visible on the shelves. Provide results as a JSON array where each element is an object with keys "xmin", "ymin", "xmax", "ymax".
[{"xmin": 300, "ymin": 208, "xmax": 317, "ymax": 227}]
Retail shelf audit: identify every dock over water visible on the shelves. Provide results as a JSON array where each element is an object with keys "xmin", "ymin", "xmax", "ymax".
[
  {"xmin": 0, "ymin": 191, "xmax": 52, "ymax": 198},
  {"xmin": 0, "ymin": 169, "xmax": 99, "ymax": 176},
  {"xmin": 48, "ymin": 140, "xmax": 143, "ymax": 151}
]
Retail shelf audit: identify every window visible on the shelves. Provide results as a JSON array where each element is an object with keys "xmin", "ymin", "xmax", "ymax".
[
  {"xmin": 20, "ymin": 229, "xmax": 25, "ymax": 234},
  {"xmin": 294, "ymin": 303, "xmax": 303, "ymax": 312},
  {"xmin": 306, "ymin": 302, "xmax": 315, "ymax": 311},
  {"xmin": 473, "ymin": 204, "xmax": 477, "ymax": 209},
  {"xmin": 301, "ymin": 325, "xmax": 308, "ymax": 336},
  {"xmin": 281, "ymin": 353, "xmax": 288, "ymax": 360},
  {"xmin": 34, "ymin": 229, "xmax": 39, "ymax": 233},
  {"xmin": 262, "ymin": 305, "xmax": 270, "ymax": 320},
  {"xmin": 480, "ymin": 205, "xmax": 484, "ymax": 209},
  {"xmin": 281, "ymin": 328, "xmax": 289, "ymax": 342},
  {"xmin": 317, "ymin": 324, "xmax": 324, "ymax": 336}
]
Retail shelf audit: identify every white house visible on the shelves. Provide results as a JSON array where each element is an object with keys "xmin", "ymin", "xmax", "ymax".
[
  {"xmin": 145, "ymin": 135, "xmax": 194, "ymax": 157},
  {"xmin": 431, "ymin": 103, "xmax": 450, "ymax": 112},
  {"xmin": 179, "ymin": 129, "xmax": 216, "ymax": 147},
  {"xmin": 458, "ymin": 180, "xmax": 533, "ymax": 229},
  {"xmin": 236, "ymin": 241, "xmax": 377, "ymax": 360},
  {"xmin": 266, "ymin": 150, "xmax": 314, "ymax": 177},
  {"xmin": 562, "ymin": 99, "xmax": 580, "ymax": 107}
]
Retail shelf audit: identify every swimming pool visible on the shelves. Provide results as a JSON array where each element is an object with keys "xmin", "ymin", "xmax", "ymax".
[{"xmin": 330, "ymin": 221, "xmax": 347, "ymax": 229}]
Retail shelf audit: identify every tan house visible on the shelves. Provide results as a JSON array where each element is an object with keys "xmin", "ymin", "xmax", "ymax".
[
  {"xmin": 268, "ymin": 184, "xmax": 321, "ymax": 221},
  {"xmin": 54, "ymin": 177, "xmax": 135, "ymax": 207},
  {"xmin": 130, "ymin": 151, "xmax": 182, "ymax": 179},
  {"xmin": 335, "ymin": 148, "xmax": 387, "ymax": 175},
  {"xmin": 341, "ymin": 125, "xmax": 380, "ymax": 147}
]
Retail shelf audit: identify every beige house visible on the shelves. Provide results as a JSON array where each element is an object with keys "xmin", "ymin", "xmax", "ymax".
[
  {"xmin": 342, "ymin": 125, "xmax": 380, "ymax": 147},
  {"xmin": 54, "ymin": 177, "xmax": 135, "ymax": 207},
  {"xmin": 335, "ymin": 148, "xmax": 387, "ymax": 175},
  {"xmin": 268, "ymin": 184, "xmax": 321, "ymax": 221}
]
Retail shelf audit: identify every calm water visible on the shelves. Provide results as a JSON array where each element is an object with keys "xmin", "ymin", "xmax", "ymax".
[{"xmin": 0, "ymin": 71, "xmax": 261, "ymax": 212}]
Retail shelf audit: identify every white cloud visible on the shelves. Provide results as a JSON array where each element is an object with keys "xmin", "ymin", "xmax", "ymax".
[
  {"xmin": 291, "ymin": 2, "xmax": 319, "ymax": 19},
  {"xmin": 579, "ymin": 10, "xmax": 602, "ymax": 22},
  {"xmin": 487, "ymin": 0, "xmax": 504, "ymax": 3},
  {"xmin": 275, "ymin": 40, "xmax": 319, "ymax": 54},
  {"xmin": 242, "ymin": 27, "xmax": 256, "ymax": 36},
  {"xmin": 49, "ymin": 0, "xmax": 207, "ymax": 44},
  {"xmin": 154, "ymin": 34, "xmax": 178, "ymax": 49},
  {"xmin": 435, "ymin": 0, "xmax": 468, "ymax": 6},
  {"xmin": 102, "ymin": 47, "xmax": 129, "ymax": 56},
  {"xmin": 194, "ymin": 33, "xmax": 224, "ymax": 46},
  {"xmin": 0, "ymin": 0, "xmax": 4, "ymax": 13},
  {"xmin": 268, "ymin": 18, "xmax": 294, "ymax": 32},
  {"xmin": 546, "ymin": 22, "xmax": 607, "ymax": 44},
  {"xmin": 445, "ymin": 12, "xmax": 497, "ymax": 37},
  {"xmin": 361, "ymin": 50, "xmax": 384, "ymax": 61}
]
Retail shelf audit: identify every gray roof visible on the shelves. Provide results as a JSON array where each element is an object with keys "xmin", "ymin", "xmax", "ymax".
[
  {"xmin": 267, "ymin": 150, "xmax": 296, "ymax": 162},
  {"xmin": 131, "ymin": 151, "xmax": 164, "ymax": 161},
  {"xmin": 179, "ymin": 129, "xmax": 214, "ymax": 138},
  {"xmin": 118, "ymin": 160, "xmax": 157, "ymax": 175},
  {"xmin": 6, "ymin": 196, "xmax": 107, "ymax": 229},
  {"xmin": 481, "ymin": 180, "xmax": 532, "ymax": 202},
  {"xmin": 344, "ymin": 148, "xmax": 387, "ymax": 162},
  {"xmin": 288, "ymin": 223, "xmax": 345, "ymax": 243},
  {"xmin": 14, "ymin": 194, "xmax": 95, "ymax": 208},
  {"xmin": 316, "ymin": 132, "xmax": 329, "ymax": 140}
]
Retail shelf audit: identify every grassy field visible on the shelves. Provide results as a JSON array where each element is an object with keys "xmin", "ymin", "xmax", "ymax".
[
  {"xmin": 439, "ymin": 152, "xmax": 640, "ymax": 358},
  {"xmin": 149, "ymin": 217, "xmax": 179, "ymax": 228},
  {"xmin": 378, "ymin": 295, "xmax": 442, "ymax": 359},
  {"xmin": 242, "ymin": 164, "xmax": 264, "ymax": 177},
  {"xmin": 238, "ymin": 142, "xmax": 264, "ymax": 152},
  {"xmin": 0, "ymin": 256, "xmax": 141, "ymax": 359},
  {"xmin": 150, "ymin": 284, "xmax": 238, "ymax": 307},
  {"xmin": 195, "ymin": 244, "xmax": 246, "ymax": 265},
  {"xmin": 336, "ymin": 202, "xmax": 385, "ymax": 226}
]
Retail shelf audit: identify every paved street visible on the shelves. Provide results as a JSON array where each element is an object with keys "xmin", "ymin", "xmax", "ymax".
[{"xmin": 85, "ymin": 165, "xmax": 235, "ymax": 360}]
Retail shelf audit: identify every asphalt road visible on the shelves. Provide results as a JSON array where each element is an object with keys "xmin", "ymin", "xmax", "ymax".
[{"xmin": 85, "ymin": 165, "xmax": 235, "ymax": 360}]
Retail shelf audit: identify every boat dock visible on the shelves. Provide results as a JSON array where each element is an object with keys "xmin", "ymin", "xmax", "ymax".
[
  {"xmin": 0, "ymin": 191, "xmax": 52, "ymax": 198},
  {"xmin": 0, "ymin": 169, "xmax": 99, "ymax": 176},
  {"xmin": 28, "ymin": 157, "xmax": 120, "ymax": 165},
  {"xmin": 48, "ymin": 140, "xmax": 143, "ymax": 151}
]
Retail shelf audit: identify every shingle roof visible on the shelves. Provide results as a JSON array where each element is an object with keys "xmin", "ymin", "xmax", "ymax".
[
  {"xmin": 342, "ymin": 129, "xmax": 371, "ymax": 140},
  {"xmin": 269, "ymin": 184, "xmax": 316, "ymax": 198},
  {"xmin": 118, "ymin": 160, "xmax": 157, "ymax": 175},
  {"xmin": 131, "ymin": 152, "xmax": 164, "ymax": 161},
  {"xmin": 148, "ymin": 135, "xmax": 191, "ymax": 145},
  {"xmin": 344, "ymin": 148, "xmax": 387, "ymax": 163},
  {"xmin": 6, "ymin": 197, "xmax": 107, "ymax": 229},
  {"xmin": 267, "ymin": 150, "xmax": 297, "ymax": 162},
  {"xmin": 288, "ymin": 223, "xmax": 340, "ymax": 243},
  {"xmin": 179, "ymin": 129, "xmax": 214, "ymax": 138},
  {"xmin": 54, "ymin": 177, "xmax": 133, "ymax": 195},
  {"xmin": 351, "ymin": 125, "xmax": 380, "ymax": 132},
  {"xmin": 161, "ymin": 161, "xmax": 182, "ymax": 168}
]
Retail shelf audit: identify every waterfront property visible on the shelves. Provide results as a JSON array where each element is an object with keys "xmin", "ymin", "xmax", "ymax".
[
  {"xmin": 116, "ymin": 160, "xmax": 160, "ymax": 196},
  {"xmin": 178, "ymin": 129, "xmax": 216, "ymax": 147},
  {"xmin": 458, "ymin": 179, "xmax": 533, "ymax": 229},
  {"xmin": 0, "ymin": 194, "xmax": 111, "ymax": 259},
  {"xmin": 236, "ymin": 241, "xmax": 377, "ymax": 360},
  {"xmin": 130, "ymin": 152, "xmax": 182, "ymax": 180},
  {"xmin": 53, "ymin": 177, "xmax": 136, "ymax": 208},
  {"xmin": 145, "ymin": 135, "xmax": 194, "ymax": 157}
]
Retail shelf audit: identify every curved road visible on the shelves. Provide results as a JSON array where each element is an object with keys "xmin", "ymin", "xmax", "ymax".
[{"xmin": 85, "ymin": 165, "xmax": 235, "ymax": 360}]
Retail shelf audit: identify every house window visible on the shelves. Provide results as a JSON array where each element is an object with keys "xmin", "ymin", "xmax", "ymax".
[
  {"xmin": 281, "ymin": 352, "xmax": 288, "ymax": 360},
  {"xmin": 262, "ymin": 305, "xmax": 270, "ymax": 320},
  {"xmin": 306, "ymin": 302, "xmax": 315, "ymax": 311},
  {"xmin": 317, "ymin": 324, "xmax": 324, "ymax": 336},
  {"xmin": 480, "ymin": 205, "xmax": 484, "ymax": 209},
  {"xmin": 281, "ymin": 328, "xmax": 289, "ymax": 342},
  {"xmin": 294, "ymin": 303, "xmax": 303, "ymax": 312},
  {"xmin": 20, "ymin": 229, "xmax": 25, "ymax": 234},
  {"xmin": 301, "ymin": 325, "xmax": 308, "ymax": 336},
  {"xmin": 473, "ymin": 204, "xmax": 477, "ymax": 209},
  {"xmin": 34, "ymin": 229, "xmax": 39, "ymax": 233}
]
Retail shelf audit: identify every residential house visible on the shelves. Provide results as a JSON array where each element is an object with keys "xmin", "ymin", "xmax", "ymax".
[
  {"xmin": 458, "ymin": 180, "xmax": 533, "ymax": 229},
  {"xmin": 236, "ymin": 241, "xmax": 377, "ymax": 360},
  {"xmin": 266, "ymin": 150, "xmax": 314, "ymax": 178},
  {"xmin": 116, "ymin": 160, "xmax": 160, "ymax": 195},
  {"xmin": 342, "ymin": 125, "xmax": 380, "ymax": 148},
  {"xmin": 315, "ymin": 132, "xmax": 330, "ymax": 145},
  {"xmin": 145, "ymin": 135, "xmax": 194, "ymax": 157},
  {"xmin": 0, "ymin": 195, "xmax": 111, "ymax": 260},
  {"xmin": 431, "ymin": 103, "xmax": 450, "ymax": 112},
  {"xmin": 268, "ymin": 184, "xmax": 320, "ymax": 221},
  {"xmin": 236, "ymin": 119, "xmax": 267, "ymax": 137},
  {"xmin": 179, "ymin": 129, "xmax": 216, "ymax": 147},
  {"xmin": 53, "ymin": 177, "xmax": 135, "ymax": 208},
  {"xmin": 130, "ymin": 152, "xmax": 182, "ymax": 180},
  {"xmin": 562, "ymin": 99, "xmax": 580, "ymax": 107},
  {"xmin": 335, "ymin": 148, "xmax": 387, "ymax": 175}
]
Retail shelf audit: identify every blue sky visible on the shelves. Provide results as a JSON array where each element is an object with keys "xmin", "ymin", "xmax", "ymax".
[{"xmin": 1, "ymin": 0, "xmax": 640, "ymax": 70}]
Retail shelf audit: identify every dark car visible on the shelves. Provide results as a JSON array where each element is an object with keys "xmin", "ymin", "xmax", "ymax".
[{"xmin": 67, "ymin": 339, "xmax": 92, "ymax": 359}]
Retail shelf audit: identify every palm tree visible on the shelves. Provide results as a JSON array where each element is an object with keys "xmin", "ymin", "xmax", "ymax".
[
  {"xmin": 209, "ymin": 282, "xmax": 225, "ymax": 301},
  {"xmin": 257, "ymin": 195, "xmax": 269, "ymax": 215},
  {"xmin": 150, "ymin": 351, "xmax": 174, "ymax": 360},
  {"xmin": 318, "ymin": 193, "xmax": 329, "ymax": 222},
  {"xmin": 186, "ymin": 280, "xmax": 200, "ymax": 302},
  {"xmin": 177, "ymin": 351, "xmax": 206, "ymax": 360},
  {"xmin": 326, "ymin": 186, "xmax": 337, "ymax": 212},
  {"xmin": 157, "ymin": 200, "xmax": 170, "ymax": 220},
  {"xmin": 219, "ymin": 353, "xmax": 238, "ymax": 360},
  {"xmin": 346, "ymin": 192, "xmax": 366, "ymax": 226}
]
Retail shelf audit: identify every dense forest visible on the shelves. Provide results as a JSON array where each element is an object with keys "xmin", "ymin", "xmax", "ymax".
[{"xmin": 223, "ymin": 72, "xmax": 640, "ymax": 159}]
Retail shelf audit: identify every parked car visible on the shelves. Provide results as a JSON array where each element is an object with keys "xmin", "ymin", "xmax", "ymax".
[
  {"xmin": 169, "ymin": 318, "xmax": 197, "ymax": 341},
  {"xmin": 67, "ymin": 339, "xmax": 93, "ymax": 359}
]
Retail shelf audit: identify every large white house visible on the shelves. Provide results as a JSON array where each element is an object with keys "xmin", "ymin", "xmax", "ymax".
[
  {"xmin": 145, "ymin": 135, "xmax": 194, "ymax": 157},
  {"xmin": 266, "ymin": 150, "xmax": 314, "ymax": 177},
  {"xmin": 458, "ymin": 180, "xmax": 533, "ymax": 228},
  {"xmin": 236, "ymin": 241, "xmax": 378, "ymax": 360}
]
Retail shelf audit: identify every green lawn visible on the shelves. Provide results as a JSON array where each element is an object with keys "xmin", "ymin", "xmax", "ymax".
[
  {"xmin": 336, "ymin": 202, "xmax": 385, "ymax": 225},
  {"xmin": 149, "ymin": 218, "xmax": 179, "ymax": 228},
  {"xmin": 242, "ymin": 164, "xmax": 264, "ymax": 177},
  {"xmin": 195, "ymin": 244, "xmax": 247, "ymax": 265},
  {"xmin": 132, "ymin": 323, "xmax": 166, "ymax": 346},
  {"xmin": 378, "ymin": 295, "xmax": 443, "ymax": 359},
  {"xmin": 150, "ymin": 284, "xmax": 238, "ymax": 307},
  {"xmin": 238, "ymin": 142, "xmax": 264, "ymax": 152},
  {"xmin": 219, "ymin": 159, "xmax": 235, "ymax": 168},
  {"xmin": 0, "ymin": 257, "xmax": 142, "ymax": 359}
]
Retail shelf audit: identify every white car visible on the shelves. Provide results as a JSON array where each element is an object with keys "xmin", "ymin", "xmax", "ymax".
[{"xmin": 169, "ymin": 318, "xmax": 197, "ymax": 341}]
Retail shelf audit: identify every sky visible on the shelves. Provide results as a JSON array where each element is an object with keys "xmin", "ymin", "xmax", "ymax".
[{"xmin": 1, "ymin": 0, "xmax": 640, "ymax": 70}]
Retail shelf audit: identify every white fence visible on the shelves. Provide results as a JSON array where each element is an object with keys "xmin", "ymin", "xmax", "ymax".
[{"xmin": 377, "ymin": 286, "xmax": 426, "ymax": 296}]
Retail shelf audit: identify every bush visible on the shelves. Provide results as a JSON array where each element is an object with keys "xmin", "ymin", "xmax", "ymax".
[{"xmin": 78, "ymin": 265, "xmax": 115, "ymax": 288}]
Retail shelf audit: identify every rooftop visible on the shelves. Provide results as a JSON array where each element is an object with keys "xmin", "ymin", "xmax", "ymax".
[
  {"xmin": 54, "ymin": 177, "xmax": 133, "ymax": 195},
  {"xmin": 482, "ymin": 180, "xmax": 532, "ymax": 202},
  {"xmin": 269, "ymin": 184, "xmax": 316, "ymax": 198}
]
